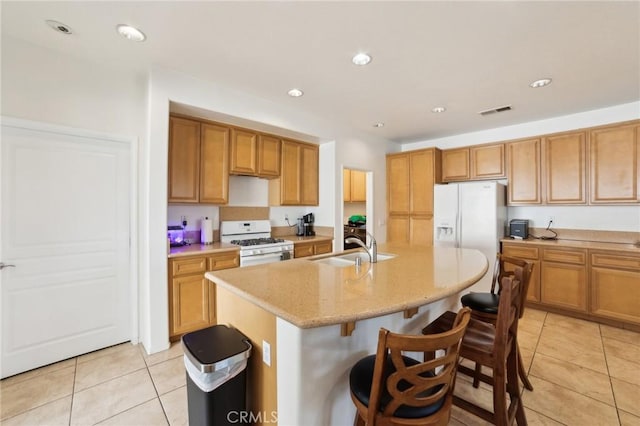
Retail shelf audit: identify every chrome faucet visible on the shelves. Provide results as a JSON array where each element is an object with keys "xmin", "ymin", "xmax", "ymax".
[{"xmin": 345, "ymin": 231, "xmax": 377, "ymax": 263}]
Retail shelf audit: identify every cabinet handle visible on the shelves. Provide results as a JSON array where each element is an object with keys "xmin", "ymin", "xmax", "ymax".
[{"xmin": 0, "ymin": 262, "xmax": 16, "ymax": 270}]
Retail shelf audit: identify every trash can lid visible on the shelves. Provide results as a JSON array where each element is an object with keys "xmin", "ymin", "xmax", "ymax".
[{"xmin": 182, "ymin": 325, "xmax": 252, "ymax": 373}]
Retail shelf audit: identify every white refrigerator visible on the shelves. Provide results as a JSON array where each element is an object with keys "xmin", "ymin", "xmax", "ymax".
[{"xmin": 433, "ymin": 181, "xmax": 506, "ymax": 292}]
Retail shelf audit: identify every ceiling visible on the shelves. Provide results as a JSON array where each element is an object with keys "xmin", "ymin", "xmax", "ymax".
[{"xmin": 2, "ymin": 1, "xmax": 639, "ymax": 143}]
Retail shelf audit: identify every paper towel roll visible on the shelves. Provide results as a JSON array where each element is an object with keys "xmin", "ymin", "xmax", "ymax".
[{"xmin": 200, "ymin": 218, "xmax": 213, "ymax": 245}]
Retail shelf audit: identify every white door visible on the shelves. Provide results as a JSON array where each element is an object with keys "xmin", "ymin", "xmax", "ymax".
[{"xmin": 1, "ymin": 119, "xmax": 132, "ymax": 378}]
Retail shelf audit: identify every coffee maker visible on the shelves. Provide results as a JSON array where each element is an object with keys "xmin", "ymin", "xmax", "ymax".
[
  {"xmin": 303, "ymin": 213, "xmax": 315, "ymax": 236},
  {"xmin": 296, "ymin": 218, "xmax": 305, "ymax": 236}
]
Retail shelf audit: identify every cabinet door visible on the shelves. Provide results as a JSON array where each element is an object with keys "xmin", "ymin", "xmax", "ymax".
[
  {"xmin": 442, "ymin": 148, "xmax": 470, "ymax": 182},
  {"xmin": 591, "ymin": 267, "xmax": 640, "ymax": 324},
  {"xmin": 279, "ymin": 140, "xmax": 302, "ymax": 205},
  {"xmin": 343, "ymin": 169, "xmax": 351, "ymax": 202},
  {"xmin": 168, "ymin": 117, "xmax": 200, "ymax": 203},
  {"xmin": 471, "ymin": 144, "xmax": 505, "ymax": 179},
  {"xmin": 387, "ymin": 154, "xmax": 410, "ymax": 215},
  {"xmin": 200, "ymin": 123, "xmax": 229, "ymax": 204},
  {"xmin": 257, "ymin": 135, "xmax": 281, "ymax": 178},
  {"xmin": 410, "ymin": 149, "xmax": 435, "ymax": 215},
  {"xmin": 545, "ymin": 132, "xmax": 586, "ymax": 204},
  {"xmin": 314, "ymin": 241, "xmax": 333, "ymax": 255},
  {"xmin": 387, "ymin": 215, "xmax": 410, "ymax": 243},
  {"xmin": 589, "ymin": 124, "xmax": 639, "ymax": 203},
  {"xmin": 540, "ymin": 261, "xmax": 587, "ymax": 312},
  {"xmin": 294, "ymin": 242, "xmax": 314, "ymax": 258},
  {"xmin": 230, "ymin": 129, "xmax": 258, "ymax": 175},
  {"xmin": 409, "ymin": 215, "xmax": 433, "ymax": 246},
  {"xmin": 350, "ymin": 170, "xmax": 366, "ymax": 202},
  {"xmin": 170, "ymin": 274, "xmax": 210, "ymax": 336},
  {"xmin": 507, "ymin": 138, "xmax": 542, "ymax": 204},
  {"xmin": 300, "ymin": 143, "xmax": 319, "ymax": 205}
]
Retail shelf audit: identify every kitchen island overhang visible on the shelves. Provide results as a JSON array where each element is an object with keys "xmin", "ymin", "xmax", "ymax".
[{"xmin": 205, "ymin": 245, "xmax": 488, "ymax": 426}]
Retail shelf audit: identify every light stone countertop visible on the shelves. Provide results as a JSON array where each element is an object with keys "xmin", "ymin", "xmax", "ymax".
[
  {"xmin": 205, "ymin": 243, "xmax": 488, "ymax": 329},
  {"xmin": 501, "ymin": 237, "xmax": 640, "ymax": 253},
  {"xmin": 168, "ymin": 242, "xmax": 239, "ymax": 258}
]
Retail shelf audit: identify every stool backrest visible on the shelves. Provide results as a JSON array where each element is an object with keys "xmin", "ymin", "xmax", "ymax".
[
  {"xmin": 494, "ymin": 271, "xmax": 523, "ymax": 362},
  {"xmin": 367, "ymin": 308, "xmax": 471, "ymax": 425},
  {"xmin": 499, "ymin": 255, "xmax": 534, "ymax": 319}
]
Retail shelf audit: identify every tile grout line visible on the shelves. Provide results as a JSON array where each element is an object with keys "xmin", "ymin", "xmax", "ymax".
[
  {"xmin": 600, "ymin": 324, "xmax": 623, "ymax": 426},
  {"xmin": 68, "ymin": 356, "xmax": 78, "ymax": 426},
  {"xmin": 144, "ymin": 353, "xmax": 173, "ymax": 426}
]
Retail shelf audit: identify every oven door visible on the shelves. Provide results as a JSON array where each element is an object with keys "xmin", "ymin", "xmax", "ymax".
[{"xmin": 241, "ymin": 252, "xmax": 290, "ymax": 267}]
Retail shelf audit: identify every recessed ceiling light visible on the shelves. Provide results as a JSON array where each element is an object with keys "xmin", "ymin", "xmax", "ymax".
[
  {"xmin": 116, "ymin": 24, "xmax": 146, "ymax": 42},
  {"xmin": 373, "ymin": 122, "xmax": 385, "ymax": 128},
  {"xmin": 432, "ymin": 106, "xmax": 446, "ymax": 113},
  {"xmin": 46, "ymin": 20, "xmax": 73, "ymax": 35},
  {"xmin": 529, "ymin": 78, "xmax": 552, "ymax": 88},
  {"xmin": 287, "ymin": 88, "xmax": 304, "ymax": 97},
  {"xmin": 352, "ymin": 53, "xmax": 372, "ymax": 66}
]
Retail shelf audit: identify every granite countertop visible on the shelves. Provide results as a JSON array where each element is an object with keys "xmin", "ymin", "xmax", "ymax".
[
  {"xmin": 168, "ymin": 242, "xmax": 240, "ymax": 258},
  {"xmin": 288, "ymin": 235, "xmax": 334, "ymax": 243},
  {"xmin": 500, "ymin": 237, "xmax": 640, "ymax": 253},
  {"xmin": 205, "ymin": 243, "xmax": 488, "ymax": 329}
]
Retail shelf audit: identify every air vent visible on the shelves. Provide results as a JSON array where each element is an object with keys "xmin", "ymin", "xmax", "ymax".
[{"xmin": 478, "ymin": 105, "xmax": 512, "ymax": 116}]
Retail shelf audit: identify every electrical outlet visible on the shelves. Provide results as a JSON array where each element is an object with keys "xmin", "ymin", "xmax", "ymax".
[
  {"xmin": 285, "ymin": 214, "xmax": 289, "ymax": 222},
  {"xmin": 262, "ymin": 340, "xmax": 271, "ymax": 366},
  {"xmin": 548, "ymin": 216, "xmax": 555, "ymax": 224}
]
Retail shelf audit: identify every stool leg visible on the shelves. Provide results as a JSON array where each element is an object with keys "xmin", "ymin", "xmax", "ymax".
[
  {"xmin": 472, "ymin": 362, "xmax": 482, "ymax": 388},
  {"xmin": 492, "ymin": 364, "xmax": 509, "ymax": 426},
  {"xmin": 353, "ymin": 412, "xmax": 365, "ymax": 426},
  {"xmin": 517, "ymin": 342, "xmax": 534, "ymax": 391},
  {"xmin": 507, "ymin": 345, "xmax": 527, "ymax": 425}
]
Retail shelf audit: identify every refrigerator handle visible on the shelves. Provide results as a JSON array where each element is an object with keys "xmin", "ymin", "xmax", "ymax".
[{"xmin": 457, "ymin": 190, "xmax": 462, "ymax": 248}]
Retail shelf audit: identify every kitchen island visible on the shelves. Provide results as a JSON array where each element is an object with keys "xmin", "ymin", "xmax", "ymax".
[{"xmin": 205, "ymin": 244, "xmax": 488, "ymax": 426}]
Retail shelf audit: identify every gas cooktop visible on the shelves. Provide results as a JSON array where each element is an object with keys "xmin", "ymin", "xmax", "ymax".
[{"xmin": 230, "ymin": 237, "xmax": 286, "ymax": 247}]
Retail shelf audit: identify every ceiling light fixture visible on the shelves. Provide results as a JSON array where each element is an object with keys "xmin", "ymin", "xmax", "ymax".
[
  {"xmin": 287, "ymin": 88, "xmax": 304, "ymax": 97},
  {"xmin": 529, "ymin": 78, "xmax": 552, "ymax": 88},
  {"xmin": 431, "ymin": 106, "xmax": 446, "ymax": 113},
  {"xmin": 352, "ymin": 53, "xmax": 372, "ymax": 66},
  {"xmin": 373, "ymin": 122, "xmax": 385, "ymax": 128},
  {"xmin": 116, "ymin": 24, "xmax": 146, "ymax": 42},
  {"xmin": 46, "ymin": 20, "xmax": 73, "ymax": 35}
]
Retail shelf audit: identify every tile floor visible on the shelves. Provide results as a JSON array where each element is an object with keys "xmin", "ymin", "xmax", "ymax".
[{"xmin": 1, "ymin": 309, "xmax": 639, "ymax": 425}]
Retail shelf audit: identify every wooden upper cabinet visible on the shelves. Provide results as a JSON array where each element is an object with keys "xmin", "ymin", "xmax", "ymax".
[
  {"xmin": 257, "ymin": 135, "xmax": 281, "ymax": 178},
  {"xmin": 387, "ymin": 153, "xmax": 410, "ymax": 215},
  {"xmin": 442, "ymin": 148, "xmax": 470, "ymax": 182},
  {"xmin": 507, "ymin": 138, "xmax": 542, "ymax": 205},
  {"xmin": 589, "ymin": 123, "xmax": 639, "ymax": 204},
  {"xmin": 300, "ymin": 142, "xmax": 319, "ymax": 205},
  {"xmin": 343, "ymin": 169, "xmax": 367, "ymax": 203},
  {"xmin": 544, "ymin": 131, "xmax": 586, "ymax": 204},
  {"xmin": 343, "ymin": 169, "xmax": 351, "ymax": 202},
  {"xmin": 200, "ymin": 124, "xmax": 229, "ymax": 204},
  {"xmin": 269, "ymin": 140, "xmax": 318, "ymax": 206},
  {"xmin": 168, "ymin": 117, "xmax": 201, "ymax": 203},
  {"xmin": 410, "ymin": 149, "xmax": 436, "ymax": 215},
  {"xmin": 230, "ymin": 129, "xmax": 258, "ymax": 176},
  {"xmin": 471, "ymin": 143, "xmax": 505, "ymax": 179}
]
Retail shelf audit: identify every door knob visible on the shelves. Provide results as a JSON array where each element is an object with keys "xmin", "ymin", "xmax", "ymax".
[{"xmin": 0, "ymin": 262, "xmax": 16, "ymax": 270}]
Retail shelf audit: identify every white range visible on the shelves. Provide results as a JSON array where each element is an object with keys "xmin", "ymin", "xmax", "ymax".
[{"xmin": 220, "ymin": 220, "xmax": 294, "ymax": 267}]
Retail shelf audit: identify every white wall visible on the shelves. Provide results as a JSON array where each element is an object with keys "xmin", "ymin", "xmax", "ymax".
[{"xmin": 404, "ymin": 102, "xmax": 640, "ymax": 233}]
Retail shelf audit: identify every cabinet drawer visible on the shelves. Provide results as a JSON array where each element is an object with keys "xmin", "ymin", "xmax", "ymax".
[
  {"xmin": 314, "ymin": 241, "xmax": 333, "ymax": 255},
  {"xmin": 502, "ymin": 244, "xmax": 539, "ymax": 260},
  {"xmin": 208, "ymin": 252, "xmax": 240, "ymax": 271},
  {"xmin": 591, "ymin": 252, "xmax": 640, "ymax": 270},
  {"xmin": 171, "ymin": 256, "xmax": 206, "ymax": 277},
  {"xmin": 543, "ymin": 248, "xmax": 586, "ymax": 265}
]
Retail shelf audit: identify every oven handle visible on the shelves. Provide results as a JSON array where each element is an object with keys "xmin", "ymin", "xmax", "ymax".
[{"xmin": 242, "ymin": 251, "xmax": 290, "ymax": 266}]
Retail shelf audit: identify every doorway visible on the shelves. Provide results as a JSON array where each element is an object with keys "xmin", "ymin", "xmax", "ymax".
[{"xmin": 342, "ymin": 167, "xmax": 373, "ymax": 250}]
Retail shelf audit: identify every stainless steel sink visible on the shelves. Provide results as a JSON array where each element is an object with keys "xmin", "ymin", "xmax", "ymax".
[{"xmin": 314, "ymin": 252, "xmax": 395, "ymax": 267}]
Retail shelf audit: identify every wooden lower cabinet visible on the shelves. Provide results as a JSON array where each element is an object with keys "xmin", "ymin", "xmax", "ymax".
[
  {"xmin": 590, "ymin": 251, "xmax": 640, "ymax": 324},
  {"xmin": 169, "ymin": 251, "xmax": 240, "ymax": 340},
  {"xmin": 294, "ymin": 240, "xmax": 333, "ymax": 258},
  {"xmin": 502, "ymin": 242, "xmax": 640, "ymax": 328}
]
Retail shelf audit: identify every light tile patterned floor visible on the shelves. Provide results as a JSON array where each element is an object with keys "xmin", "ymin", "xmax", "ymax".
[{"xmin": 1, "ymin": 309, "xmax": 639, "ymax": 425}]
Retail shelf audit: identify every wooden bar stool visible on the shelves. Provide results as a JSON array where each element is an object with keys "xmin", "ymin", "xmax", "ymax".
[
  {"xmin": 422, "ymin": 272, "xmax": 527, "ymax": 426},
  {"xmin": 461, "ymin": 253, "xmax": 534, "ymax": 390},
  {"xmin": 349, "ymin": 308, "xmax": 471, "ymax": 426}
]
